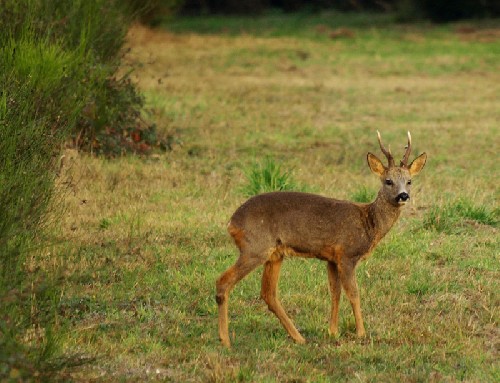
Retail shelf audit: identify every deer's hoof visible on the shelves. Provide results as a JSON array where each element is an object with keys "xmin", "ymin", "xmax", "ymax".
[
  {"xmin": 356, "ymin": 330, "xmax": 366, "ymax": 338},
  {"xmin": 220, "ymin": 337, "xmax": 231, "ymax": 348},
  {"xmin": 328, "ymin": 328, "xmax": 340, "ymax": 338},
  {"xmin": 293, "ymin": 335, "xmax": 306, "ymax": 344}
]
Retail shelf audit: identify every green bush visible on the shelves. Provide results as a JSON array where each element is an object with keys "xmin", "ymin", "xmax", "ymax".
[
  {"xmin": 0, "ymin": 0, "xmax": 149, "ymax": 378},
  {"xmin": 1, "ymin": 31, "xmax": 84, "ymax": 272},
  {"xmin": 0, "ymin": 40, "xmax": 84, "ymax": 379},
  {"xmin": 1, "ymin": 0, "xmax": 157, "ymax": 156},
  {"xmin": 0, "ymin": 0, "xmax": 129, "ymax": 62}
]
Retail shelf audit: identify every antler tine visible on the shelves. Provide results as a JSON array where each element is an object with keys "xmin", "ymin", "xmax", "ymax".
[
  {"xmin": 400, "ymin": 131, "xmax": 412, "ymax": 167},
  {"xmin": 376, "ymin": 130, "xmax": 395, "ymax": 167}
]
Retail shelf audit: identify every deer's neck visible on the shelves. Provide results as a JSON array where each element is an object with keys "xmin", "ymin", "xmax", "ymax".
[{"xmin": 367, "ymin": 193, "xmax": 402, "ymax": 243}]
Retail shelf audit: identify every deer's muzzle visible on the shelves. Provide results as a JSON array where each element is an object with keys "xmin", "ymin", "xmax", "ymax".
[{"xmin": 396, "ymin": 192, "xmax": 409, "ymax": 204}]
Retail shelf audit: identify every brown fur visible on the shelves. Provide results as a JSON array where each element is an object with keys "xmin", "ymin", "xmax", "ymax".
[{"xmin": 216, "ymin": 132, "xmax": 427, "ymax": 347}]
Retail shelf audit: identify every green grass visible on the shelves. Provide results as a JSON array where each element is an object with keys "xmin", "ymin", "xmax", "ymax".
[
  {"xmin": 37, "ymin": 12, "xmax": 500, "ymax": 382},
  {"xmin": 424, "ymin": 197, "xmax": 498, "ymax": 233},
  {"xmin": 350, "ymin": 186, "xmax": 377, "ymax": 203}
]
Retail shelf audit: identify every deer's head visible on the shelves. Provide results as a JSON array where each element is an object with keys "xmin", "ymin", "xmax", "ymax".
[{"xmin": 367, "ymin": 131, "xmax": 427, "ymax": 207}]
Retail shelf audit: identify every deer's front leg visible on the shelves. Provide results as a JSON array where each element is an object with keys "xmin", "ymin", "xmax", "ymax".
[
  {"xmin": 339, "ymin": 262, "xmax": 366, "ymax": 337},
  {"xmin": 327, "ymin": 262, "xmax": 341, "ymax": 337}
]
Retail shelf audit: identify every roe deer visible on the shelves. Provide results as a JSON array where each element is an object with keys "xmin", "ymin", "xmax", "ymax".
[{"xmin": 216, "ymin": 131, "xmax": 427, "ymax": 347}]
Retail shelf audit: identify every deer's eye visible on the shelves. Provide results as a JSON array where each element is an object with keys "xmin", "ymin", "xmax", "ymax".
[
  {"xmin": 385, "ymin": 179, "xmax": 393, "ymax": 186},
  {"xmin": 407, "ymin": 180, "xmax": 412, "ymax": 185}
]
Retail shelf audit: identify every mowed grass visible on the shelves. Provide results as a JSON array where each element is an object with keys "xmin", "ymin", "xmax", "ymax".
[{"xmin": 46, "ymin": 13, "xmax": 499, "ymax": 381}]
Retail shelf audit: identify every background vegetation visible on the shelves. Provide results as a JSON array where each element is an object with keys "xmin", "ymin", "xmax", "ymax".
[
  {"xmin": 177, "ymin": 0, "xmax": 500, "ymax": 21},
  {"xmin": 139, "ymin": 0, "xmax": 500, "ymax": 23},
  {"xmin": 1, "ymin": 1, "xmax": 498, "ymax": 382}
]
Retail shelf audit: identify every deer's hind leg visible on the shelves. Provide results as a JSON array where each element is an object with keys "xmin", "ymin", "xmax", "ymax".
[
  {"xmin": 261, "ymin": 254, "xmax": 306, "ymax": 344},
  {"xmin": 216, "ymin": 252, "xmax": 264, "ymax": 347},
  {"xmin": 327, "ymin": 261, "xmax": 342, "ymax": 337}
]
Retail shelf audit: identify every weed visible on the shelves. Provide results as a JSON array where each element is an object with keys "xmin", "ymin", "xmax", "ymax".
[
  {"xmin": 240, "ymin": 157, "xmax": 303, "ymax": 197},
  {"xmin": 99, "ymin": 218, "xmax": 112, "ymax": 230}
]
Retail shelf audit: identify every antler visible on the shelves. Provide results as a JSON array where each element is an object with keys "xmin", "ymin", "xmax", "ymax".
[
  {"xmin": 400, "ymin": 131, "xmax": 412, "ymax": 167},
  {"xmin": 377, "ymin": 130, "xmax": 395, "ymax": 167}
]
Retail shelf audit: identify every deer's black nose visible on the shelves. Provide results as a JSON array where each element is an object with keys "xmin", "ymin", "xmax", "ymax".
[{"xmin": 397, "ymin": 192, "xmax": 409, "ymax": 202}]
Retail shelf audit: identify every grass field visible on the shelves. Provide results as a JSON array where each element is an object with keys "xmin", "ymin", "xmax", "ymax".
[{"xmin": 48, "ymin": 13, "xmax": 498, "ymax": 381}]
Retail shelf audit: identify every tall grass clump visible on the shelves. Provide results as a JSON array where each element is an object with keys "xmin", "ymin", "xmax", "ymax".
[
  {"xmin": 241, "ymin": 157, "xmax": 303, "ymax": 197},
  {"xmin": 0, "ymin": 0, "xmax": 145, "ymax": 379},
  {"xmin": 423, "ymin": 198, "xmax": 498, "ymax": 234}
]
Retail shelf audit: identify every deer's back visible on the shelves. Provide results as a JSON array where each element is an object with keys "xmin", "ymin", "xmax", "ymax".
[{"xmin": 229, "ymin": 192, "xmax": 375, "ymax": 260}]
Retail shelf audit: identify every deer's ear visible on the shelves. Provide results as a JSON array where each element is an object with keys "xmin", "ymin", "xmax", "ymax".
[
  {"xmin": 408, "ymin": 152, "xmax": 427, "ymax": 176},
  {"xmin": 367, "ymin": 153, "xmax": 386, "ymax": 176}
]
